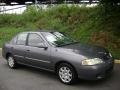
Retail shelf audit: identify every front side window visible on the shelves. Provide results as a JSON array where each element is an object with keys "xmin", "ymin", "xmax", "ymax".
[
  {"xmin": 16, "ymin": 33, "xmax": 28, "ymax": 45},
  {"xmin": 28, "ymin": 33, "xmax": 43, "ymax": 47}
]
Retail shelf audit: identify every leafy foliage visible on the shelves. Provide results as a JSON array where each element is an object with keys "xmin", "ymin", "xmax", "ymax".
[
  {"xmin": 100, "ymin": 0, "xmax": 120, "ymax": 6},
  {"xmin": 0, "ymin": 5, "xmax": 120, "ymax": 59}
]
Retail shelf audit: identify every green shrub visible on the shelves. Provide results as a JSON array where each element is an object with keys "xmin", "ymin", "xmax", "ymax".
[{"xmin": 0, "ymin": 5, "xmax": 119, "ymax": 59}]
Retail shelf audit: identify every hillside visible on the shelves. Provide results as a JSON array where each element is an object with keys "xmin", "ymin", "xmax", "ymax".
[{"xmin": 0, "ymin": 5, "xmax": 120, "ymax": 59}]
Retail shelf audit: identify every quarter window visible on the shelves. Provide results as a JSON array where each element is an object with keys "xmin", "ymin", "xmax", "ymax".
[
  {"xmin": 28, "ymin": 33, "xmax": 43, "ymax": 46},
  {"xmin": 16, "ymin": 33, "xmax": 28, "ymax": 45}
]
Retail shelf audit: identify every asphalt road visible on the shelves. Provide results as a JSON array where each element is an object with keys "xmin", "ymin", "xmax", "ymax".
[{"xmin": 0, "ymin": 57, "xmax": 120, "ymax": 90}]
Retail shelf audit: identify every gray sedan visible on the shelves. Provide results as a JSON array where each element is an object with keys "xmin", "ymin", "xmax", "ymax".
[{"xmin": 2, "ymin": 31, "xmax": 114, "ymax": 84}]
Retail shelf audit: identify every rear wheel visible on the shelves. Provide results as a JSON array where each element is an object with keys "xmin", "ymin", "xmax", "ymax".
[
  {"xmin": 57, "ymin": 63, "xmax": 78, "ymax": 85},
  {"xmin": 7, "ymin": 55, "xmax": 17, "ymax": 69}
]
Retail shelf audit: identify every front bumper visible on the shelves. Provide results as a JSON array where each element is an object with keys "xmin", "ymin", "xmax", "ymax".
[{"xmin": 77, "ymin": 58, "xmax": 114, "ymax": 80}]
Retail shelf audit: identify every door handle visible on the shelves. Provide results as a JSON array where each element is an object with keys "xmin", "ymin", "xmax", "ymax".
[
  {"xmin": 26, "ymin": 50, "xmax": 30, "ymax": 51},
  {"xmin": 11, "ymin": 47, "xmax": 14, "ymax": 49}
]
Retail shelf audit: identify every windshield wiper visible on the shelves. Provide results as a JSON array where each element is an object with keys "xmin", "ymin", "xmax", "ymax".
[{"xmin": 57, "ymin": 41, "xmax": 79, "ymax": 47}]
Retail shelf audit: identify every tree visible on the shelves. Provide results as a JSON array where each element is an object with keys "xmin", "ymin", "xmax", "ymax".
[{"xmin": 100, "ymin": 0, "xmax": 120, "ymax": 6}]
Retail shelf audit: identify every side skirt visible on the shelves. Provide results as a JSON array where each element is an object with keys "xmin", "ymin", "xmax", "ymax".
[{"xmin": 17, "ymin": 62, "xmax": 55, "ymax": 72}]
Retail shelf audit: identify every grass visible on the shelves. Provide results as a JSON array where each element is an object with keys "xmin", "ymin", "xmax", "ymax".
[
  {"xmin": 0, "ymin": 27, "xmax": 23, "ymax": 46},
  {"xmin": 0, "ymin": 5, "xmax": 120, "ymax": 59},
  {"xmin": 0, "ymin": 27, "xmax": 38, "ymax": 46}
]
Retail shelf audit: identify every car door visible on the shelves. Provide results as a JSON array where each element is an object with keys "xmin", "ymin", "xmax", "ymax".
[
  {"xmin": 12, "ymin": 32, "xmax": 28, "ymax": 64},
  {"xmin": 25, "ymin": 33, "xmax": 52, "ymax": 70}
]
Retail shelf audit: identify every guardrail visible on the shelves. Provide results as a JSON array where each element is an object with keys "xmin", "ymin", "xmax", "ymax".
[{"xmin": 0, "ymin": 0, "xmax": 100, "ymax": 5}]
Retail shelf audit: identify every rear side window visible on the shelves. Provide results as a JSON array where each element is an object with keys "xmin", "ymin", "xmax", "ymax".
[
  {"xmin": 28, "ymin": 33, "xmax": 43, "ymax": 46},
  {"xmin": 10, "ymin": 35, "xmax": 18, "ymax": 45},
  {"xmin": 16, "ymin": 33, "xmax": 28, "ymax": 45}
]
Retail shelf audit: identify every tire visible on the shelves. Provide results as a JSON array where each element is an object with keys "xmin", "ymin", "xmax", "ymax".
[
  {"xmin": 7, "ymin": 55, "xmax": 17, "ymax": 69},
  {"xmin": 57, "ymin": 63, "xmax": 78, "ymax": 85}
]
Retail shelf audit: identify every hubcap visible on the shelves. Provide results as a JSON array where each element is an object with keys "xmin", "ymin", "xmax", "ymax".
[
  {"xmin": 8, "ymin": 57, "xmax": 14, "ymax": 67},
  {"xmin": 59, "ymin": 67, "xmax": 72, "ymax": 83}
]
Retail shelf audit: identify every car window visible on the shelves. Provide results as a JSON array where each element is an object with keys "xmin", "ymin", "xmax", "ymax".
[
  {"xmin": 42, "ymin": 32, "xmax": 76, "ymax": 47},
  {"xmin": 28, "ymin": 33, "xmax": 44, "ymax": 47},
  {"xmin": 10, "ymin": 35, "xmax": 18, "ymax": 45},
  {"xmin": 16, "ymin": 33, "xmax": 28, "ymax": 45}
]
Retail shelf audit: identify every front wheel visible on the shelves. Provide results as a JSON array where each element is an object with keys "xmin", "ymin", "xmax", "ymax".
[
  {"xmin": 7, "ymin": 56, "xmax": 17, "ymax": 69},
  {"xmin": 57, "ymin": 63, "xmax": 78, "ymax": 85}
]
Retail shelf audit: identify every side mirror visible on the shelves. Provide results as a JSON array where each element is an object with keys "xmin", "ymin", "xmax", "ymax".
[{"xmin": 37, "ymin": 43, "xmax": 48, "ymax": 49}]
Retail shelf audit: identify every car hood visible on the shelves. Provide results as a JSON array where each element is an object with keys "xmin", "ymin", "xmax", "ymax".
[{"xmin": 59, "ymin": 43, "xmax": 109, "ymax": 60}]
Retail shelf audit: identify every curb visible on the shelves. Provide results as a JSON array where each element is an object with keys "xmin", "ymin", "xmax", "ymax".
[
  {"xmin": 115, "ymin": 60, "xmax": 120, "ymax": 64},
  {"xmin": 0, "ymin": 48, "xmax": 2, "ymax": 56},
  {"xmin": 0, "ymin": 48, "xmax": 119, "ymax": 64}
]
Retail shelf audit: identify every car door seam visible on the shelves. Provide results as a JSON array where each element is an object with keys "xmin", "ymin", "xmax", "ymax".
[
  {"xmin": 14, "ymin": 55, "xmax": 24, "ymax": 58},
  {"xmin": 25, "ymin": 57, "xmax": 51, "ymax": 63}
]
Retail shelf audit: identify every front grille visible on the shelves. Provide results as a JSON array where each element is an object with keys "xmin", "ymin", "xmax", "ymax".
[
  {"xmin": 102, "ymin": 53, "xmax": 111, "ymax": 60},
  {"xmin": 103, "ymin": 55, "xmax": 110, "ymax": 60}
]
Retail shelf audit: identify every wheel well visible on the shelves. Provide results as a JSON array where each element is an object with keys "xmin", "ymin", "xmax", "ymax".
[
  {"xmin": 6, "ymin": 53, "xmax": 12, "ymax": 59},
  {"xmin": 55, "ymin": 61, "xmax": 78, "ymax": 75}
]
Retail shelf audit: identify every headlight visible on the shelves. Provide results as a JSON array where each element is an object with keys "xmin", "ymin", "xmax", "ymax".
[
  {"xmin": 109, "ymin": 53, "xmax": 112, "ymax": 57},
  {"xmin": 82, "ymin": 58, "xmax": 104, "ymax": 65}
]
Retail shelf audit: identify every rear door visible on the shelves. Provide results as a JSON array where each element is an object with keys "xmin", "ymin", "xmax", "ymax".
[
  {"xmin": 24, "ymin": 33, "xmax": 52, "ymax": 69},
  {"xmin": 12, "ymin": 33, "xmax": 28, "ymax": 64}
]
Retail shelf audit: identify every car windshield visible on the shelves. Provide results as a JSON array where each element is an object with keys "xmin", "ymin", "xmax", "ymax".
[{"xmin": 42, "ymin": 32, "xmax": 77, "ymax": 47}]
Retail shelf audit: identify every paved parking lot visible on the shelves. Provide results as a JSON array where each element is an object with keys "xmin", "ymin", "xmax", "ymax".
[{"xmin": 0, "ymin": 56, "xmax": 120, "ymax": 90}]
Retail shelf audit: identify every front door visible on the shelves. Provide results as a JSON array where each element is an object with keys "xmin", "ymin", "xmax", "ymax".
[{"xmin": 24, "ymin": 33, "xmax": 52, "ymax": 70}]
